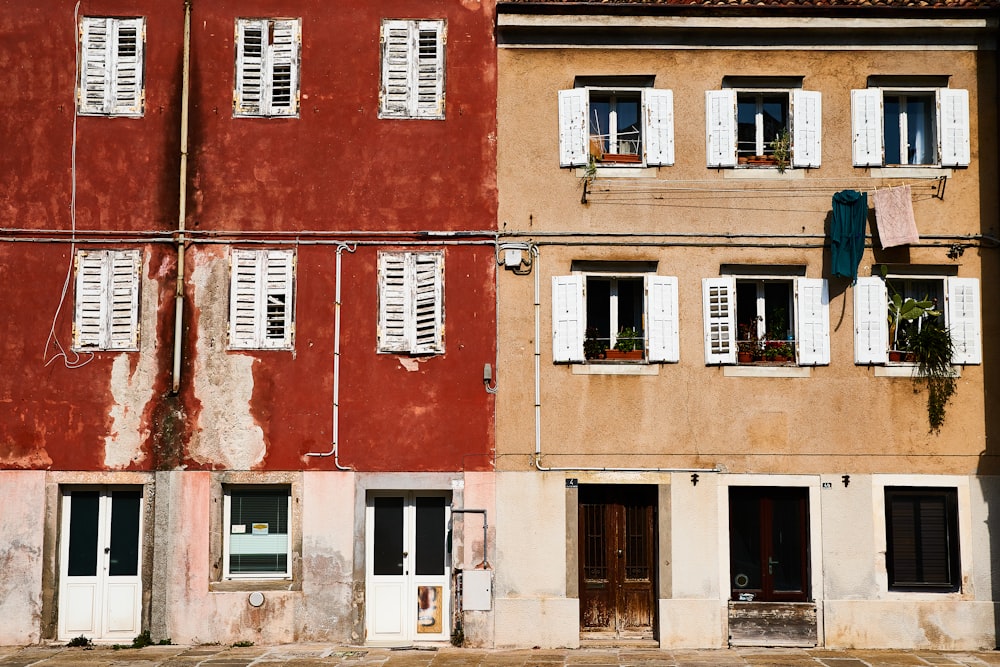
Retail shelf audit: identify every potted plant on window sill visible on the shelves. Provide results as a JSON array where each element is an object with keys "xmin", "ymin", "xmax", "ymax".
[
  {"xmin": 769, "ymin": 127, "xmax": 791, "ymax": 173},
  {"xmin": 762, "ymin": 340, "xmax": 795, "ymax": 364},
  {"xmin": 604, "ymin": 326, "xmax": 644, "ymax": 360},
  {"xmin": 737, "ymin": 321, "xmax": 761, "ymax": 364},
  {"xmin": 584, "ymin": 327, "xmax": 608, "ymax": 361},
  {"xmin": 885, "ymin": 270, "xmax": 940, "ymax": 363}
]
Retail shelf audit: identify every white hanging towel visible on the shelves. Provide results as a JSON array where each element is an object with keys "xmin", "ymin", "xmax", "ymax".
[{"xmin": 873, "ymin": 185, "xmax": 919, "ymax": 248}]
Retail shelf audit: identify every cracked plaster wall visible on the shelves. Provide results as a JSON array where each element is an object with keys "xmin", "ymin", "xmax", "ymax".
[
  {"xmin": 0, "ymin": 471, "xmax": 46, "ymax": 644},
  {"xmin": 190, "ymin": 250, "xmax": 265, "ymax": 469}
]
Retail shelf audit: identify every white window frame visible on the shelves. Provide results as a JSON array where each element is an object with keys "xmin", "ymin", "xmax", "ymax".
[
  {"xmin": 702, "ymin": 275, "xmax": 829, "ymax": 366},
  {"xmin": 73, "ymin": 249, "xmax": 141, "ymax": 351},
  {"xmin": 853, "ymin": 274, "xmax": 981, "ymax": 365},
  {"xmin": 558, "ymin": 87, "xmax": 674, "ymax": 168},
  {"xmin": 234, "ymin": 18, "xmax": 301, "ymax": 118},
  {"xmin": 77, "ymin": 17, "xmax": 145, "ymax": 117},
  {"xmin": 378, "ymin": 251, "xmax": 445, "ymax": 355},
  {"xmin": 222, "ymin": 487, "xmax": 292, "ymax": 580},
  {"xmin": 228, "ymin": 249, "xmax": 295, "ymax": 350},
  {"xmin": 552, "ymin": 271, "xmax": 679, "ymax": 364},
  {"xmin": 379, "ymin": 19, "xmax": 446, "ymax": 120},
  {"xmin": 706, "ymin": 87, "xmax": 821, "ymax": 169},
  {"xmin": 852, "ymin": 87, "xmax": 969, "ymax": 167}
]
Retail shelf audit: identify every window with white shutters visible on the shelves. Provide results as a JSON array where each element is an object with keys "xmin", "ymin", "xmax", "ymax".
[
  {"xmin": 229, "ymin": 249, "xmax": 295, "ymax": 350},
  {"xmin": 702, "ymin": 273, "xmax": 830, "ymax": 366},
  {"xmin": 379, "ymin": 19, "xmax": 446, "ymax": 120},
  {"xmin": 77, "ymin": 17, "xmax": 145, "ymax": 117},
  {"xmin": 705, "ymin": 87, "xmax": 821, "ymax": 169},
  {"xmin": 558, "ymin": 87, "xmax": 674, "ymax": 168},
  {"xmin": 853, "ymin": 273, "xmax": 981, "ymax": 365},
  {"xmin": 378, "ymin": 251, "xmax": 444, "ymax": 354},
  {"xmin": 551, "ymin": 267, "xmax": 679, "ymax": 364},
  {"xmin": 851, "ymin": 88, "xmax": 969, "ymax": 167},
  {"xmin": 73, "ymin": 249, "xmax": 141, "ymax": 351},
  {"xmin": 234, "ymin": 18, "xmax": 301, "ymax": 118}
]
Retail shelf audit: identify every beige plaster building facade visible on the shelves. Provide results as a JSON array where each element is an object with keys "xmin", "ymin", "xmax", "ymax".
[{"xmin": 493, "ymin": 1, "xmax": 1000, "ymax": 650}]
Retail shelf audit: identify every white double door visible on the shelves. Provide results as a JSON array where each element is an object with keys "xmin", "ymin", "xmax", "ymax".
[
  {"xmin": 365, "ymin": 492, "xmax": 451, "ymax": 644},
  {"xmin": 58, "ymin": 487, "xmax": 143, "ymax": 641}
]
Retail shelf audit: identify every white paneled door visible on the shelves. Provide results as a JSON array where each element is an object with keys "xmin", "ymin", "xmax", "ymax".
[
  {"xmin": 58, "ymin": 487, "xmax": 143, "ymax": 641},
  {"xmin": 365, "ymin": 492, "xmax": 451, "ymax": 644}
]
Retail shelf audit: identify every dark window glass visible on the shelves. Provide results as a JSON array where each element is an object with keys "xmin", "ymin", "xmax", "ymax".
[
  {"xmin": 885, "ymin": 487, "xmax": 960, "ymax": 591},
  {"xmin": 67, "ymin": 491, "xmax": 100, "ymax": 577},
  {"xmin": 108, "ymin": 490, "xmax": 141, "ymax": 576},
  {"xmin": 373, "ymin": 496, "xmax": 405, "ymax": 576},
  {"xmin": 415, "ymin": 497, "xmax": 446, "ymax": 576}
]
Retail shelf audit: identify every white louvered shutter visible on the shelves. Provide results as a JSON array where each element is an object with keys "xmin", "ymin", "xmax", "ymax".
[
  {"xmin": 266, "ymin": 20, "xmax": 300, "ymax": 117},
  {"xmin": 380, "ymin": 20, "xmax": 445, "ymax": 119},
  {"xmin": 794, "ymin": 278, "xmax": 830, "ymax": 366},
  {"xmin": 230, "ymin": 249, "xmax": 264, "ymax": 349},
  {"xmin": 938, "ymin": 88, "xmax": 970, "ymax": 167},
  {"xmin": 262, "ymin": 250, "xmax": 294, "ymax": 348},
  {"xmin": 79, "ymin": 18, "xmax": 112, "ymax": 114},
  {"xmin": 412, "ymin": 252, "xmax": 444, "ymax": 354},
  {"xmin": 643, "ymin": 89, "xmax": 674, "ymax": 166},
  {"xmin": 111, "ymin": 18, "xmax": 144, "ymax": 115},
  {"xmin": 107, "ymin": 250, "xmax": 140, "ymax": 349},
  {"xmin": 74, "ymin": 251, "xmax": 110, "ymax": 348},
  {"xmin": 378, "ymin": 252, "xmax": 411, "ymax": 352},
  {"xmin": 702, "ymin": 277, "xmax": 736, "ymax": 365},
  {"xmin": 792, "ymin": 90, "xmax": 821, "ymax": 168},
  {"xmin": 851, "ymin": 88, "xmax": 883, "ymax": 167},
  {"xmin": 552, "ymin": 275, "xmax": 584, "ymax": 363},
  {"xmin": 646, "ymin": 275, "xmax": 679, "ymax": 363},
  {"xmin": 235, "ymin": 20, "xmax": 266, "ymax": 116},
  {"xmin": 558, "ymin": 88, "xmax": 588, "ymax": 167},
  {"xmin": 853, "ymin": 276, "xmax": 888, "ymax": 364},
  {"xmin": 706, "ymin": 89, "xmax": 737, "ymax": 168},
  {"xmin": 946, "ymin": 277, "xmax": 981, "ymax": 364}
]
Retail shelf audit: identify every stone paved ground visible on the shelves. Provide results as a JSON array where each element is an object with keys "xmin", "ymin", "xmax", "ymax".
[{"xmin": 2, "ymin": 646, "xmax": 1000, "ymax": 667}]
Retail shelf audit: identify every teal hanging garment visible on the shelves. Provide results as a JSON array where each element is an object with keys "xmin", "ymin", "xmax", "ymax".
[{"xmin": 830, "ymin": 190, "xmax": 868, "ymax": 281}]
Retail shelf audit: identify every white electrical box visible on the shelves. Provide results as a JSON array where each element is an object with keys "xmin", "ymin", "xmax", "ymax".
[
  {"xmin": 503, "ymin": 248, "xmax": 523, "ymax": 268},
  {"xmin": 462, "ymin": 569, "xmax": 492, "ymax": 611}
]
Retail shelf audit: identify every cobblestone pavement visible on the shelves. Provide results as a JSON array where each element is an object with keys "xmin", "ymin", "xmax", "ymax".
[{"xmin": 3, "ymin": 645, "xmax": 1000, "ymax": 667}]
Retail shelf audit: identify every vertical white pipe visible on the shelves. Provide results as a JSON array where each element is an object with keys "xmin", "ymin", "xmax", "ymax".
[{"xmin": 172, "ymin": 1, "xmax": 192, "ymax": 394}]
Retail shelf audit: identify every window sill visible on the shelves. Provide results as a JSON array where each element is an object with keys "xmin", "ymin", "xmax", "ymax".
[
  {"xmin": 724, "ymin": 365, "xmax": 813, "ymax": 378},
  {"xmin": 869, "ymin": 167, "xmax": 953, "ymax": 179},
  {"xmin": 210, "ymin": 579, "xmax": 299, "ymax": 592},
  {"xmin": 724, "ymin": 168, "xmax": 805, "ymax": 180},
  {"xmin": 574, "ymin": 166, "xmax": 656, "ymax": 179},
  {"xmin": 873, "ymin": 364, "xmax": 962, "ymax": 378},
  {"xmin": 572, "ymin": 363, "xmax": 660, "ymax": 376}
]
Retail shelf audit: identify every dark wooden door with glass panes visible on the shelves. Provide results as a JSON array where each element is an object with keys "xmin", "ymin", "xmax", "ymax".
[
  {"xmin": 579, "ymin": 485, "xmax": 657, "ymax": 638},
  {"xmin": 729, "ymin": 487, "xmax": 809, "ymax": 602}
]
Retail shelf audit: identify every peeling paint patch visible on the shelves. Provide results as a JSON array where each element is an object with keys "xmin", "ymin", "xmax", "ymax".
[
  {"xmin": 398, "ymin": 357, "xmax": 420, "ymax": 372},
  {"xmin": 189, "ymin": 252, "xmax": 265, "ymax": 469}
]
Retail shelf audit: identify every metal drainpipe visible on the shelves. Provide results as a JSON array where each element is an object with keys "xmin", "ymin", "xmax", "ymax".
[
  {"xmin": 306, "ymin": 243, "xmax": 357, "ymax": 467},
  {"xmin": 171, "ymin": 0, "xmax": 192, "ymax": 395}
]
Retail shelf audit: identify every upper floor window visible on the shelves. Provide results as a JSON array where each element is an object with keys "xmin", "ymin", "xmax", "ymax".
[
  {"xmin": 379, "ymin": 19, "xmax": 446, "ymax": 120},
  {"xmin": 706, "ymin": 83, "xmax": 821, "ymax": 169},
  {"xmin": 234, "ymin": 18, "xmax": 301, "ymax": 118},
  {"xmin": 77, "ymin": 17, "xmax": 145, "ymax": 117},
  {"xmin": 74, "ymin": 249, "xmax": 141, "ymax": 351},
  {"xmin": 854, "ymin": 272, "xmax": 981, "ymax": 365},
  {"xmin": 852, "ymin": 85, "xmax": 969, "ymax": 167},
  {"xmin": 378, "ymin": 251, "xmax": 444, "ymax": 354},
  {"xmin": 702, "ymin": 271, "xmax": 829, "ymax": 366},
  {"xmin": 558, "ymin": 78, "xmax": 674, "ymax": 168},
  {"xmin": 229, "ymin": 249, "xmax": 295, "ymax": 350},
  {"xmin": 552, "ymin": 262, "xmax": 679, "ymax": 363}
]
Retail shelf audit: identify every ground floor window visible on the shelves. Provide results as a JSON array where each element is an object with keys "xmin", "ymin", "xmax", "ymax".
[
  {"xmin": 885, "ymin": 487, "xmax": 960, "ymax": 592},
  {"xmin": 224, "ymin": 487, "xmax": 291, "ymax": 579}
]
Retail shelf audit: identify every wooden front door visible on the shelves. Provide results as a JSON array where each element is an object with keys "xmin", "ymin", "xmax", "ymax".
[
  {"xmin": 729, "ymin": 487, "xmax": 809, "ymax": 602},
  {"xmin": 579, "ymin": 485, "xmax": 657, "ymax": 639}
]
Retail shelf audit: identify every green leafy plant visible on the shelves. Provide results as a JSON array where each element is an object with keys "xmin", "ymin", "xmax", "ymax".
[
  {"xmin": 737, "ymin": 319, "xmax": 762, "ymax": 358},
  {"xmin": 67, "ymin": 635, "xmax": 93, "ymax": 648},
  {"xmin": 613, "ymin": 327, "xmax": 642, "ymax": 353},
  {"xmin": 910, "ymin": 320, "xmax": 957, "ymax": 433},
  {"xmin": 584, "ymin": 327, "xmax": 608, "ymax": 360},
  {"xmin": 232, "ymin": 640, "xmax": 255, "ymax": 648},
  {"xmin": 769, "ymin": 127, "xmax": 791, "ymax": 173}
]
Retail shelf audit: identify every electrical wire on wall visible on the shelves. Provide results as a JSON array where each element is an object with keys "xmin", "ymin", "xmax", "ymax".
[{"xmin": 43, "ymin": 1, "xmax": 93, "ymax": 370}]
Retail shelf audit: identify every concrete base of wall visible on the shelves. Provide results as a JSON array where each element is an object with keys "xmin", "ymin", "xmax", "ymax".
[
  {"xmin": 659, "ymin": 599, "xmax": 725, "ymax": 648},
  {"xmin": 493, "ymin": 598, "xmax": 579, "ymax": 648},
  {"xmin": 823, "ymin": 600, "xmax": 997, "ymax": 650},
  {"xmin": 0, "ymin": 471, "xmax": 46, "ymax": 645}
]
